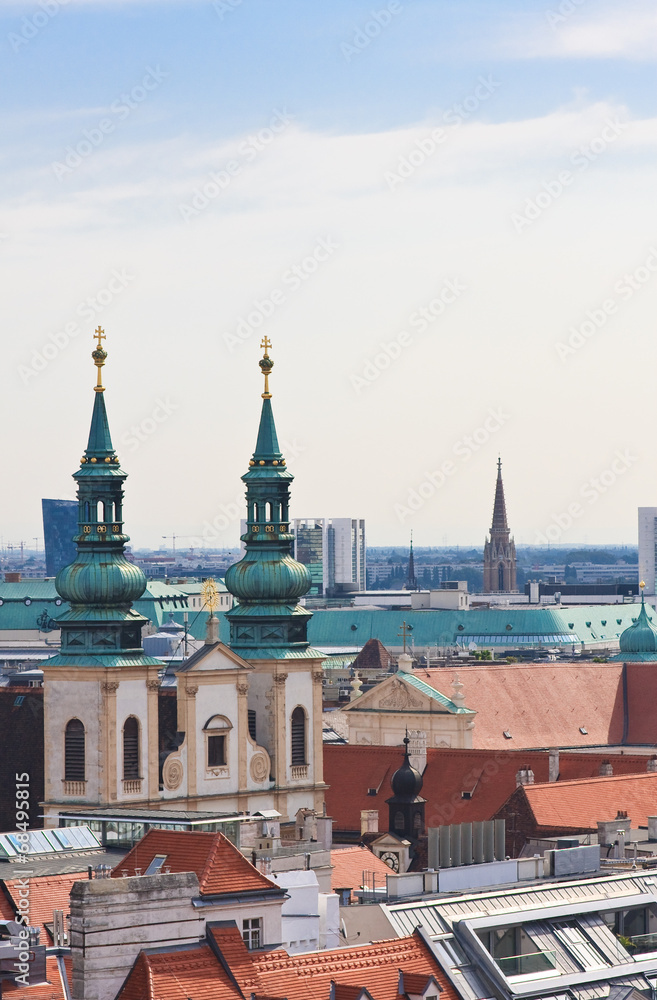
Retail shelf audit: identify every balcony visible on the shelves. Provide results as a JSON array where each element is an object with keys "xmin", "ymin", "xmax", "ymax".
[
  {"xmin": 62, "ymin": 780, "xmax": 86, "ymax": 797},
  {"xmin": 628, "ymin": 933, "xmax": 657, "ymax": 957},
  {"xmin": 496, "ymin": 950, "xmax": 557, "ymax": 977},
  {"xmin": 122, "ymin": 779, "xmax": 143, "ymax": 795},
  {"xmin": 291, "ymin": 765, "xmax": 308, "ymax": 780}
]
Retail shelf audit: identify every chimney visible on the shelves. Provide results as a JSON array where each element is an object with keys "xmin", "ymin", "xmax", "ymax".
[
  {"xmin": 549, "ymin": 748, "xmax": 560, "ymax": 782},
  {"xmin": 397, "ymin": 653, "xmax": 413, "ymax": 673},
  {"xmin": 597, "ymin": 814, "xmax": 630, "ymax": 847},
  {"xmin": 360, "ymin": 810, "xmax": 379, "ymax": 835},
  {"xmin": 648, "ymin": 816, "xmax": 657, "ymax": 841},
  {"xmin": 648, "ymin": 756, "xmax": 657, "ymax": 773},
  {"xmin": 599, "ymin": 760, "xmax": 613, "ymax": 777},
  {"xmin": 516, "ymin": 767, "xmax": 535, "ymax": 787},
  {"xmin": 70, "ymin": 872, "xmax": 199, "ymax": 1000}
]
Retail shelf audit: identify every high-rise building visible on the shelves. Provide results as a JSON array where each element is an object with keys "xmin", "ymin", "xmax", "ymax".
[
  {"xmin": 638, "ymin": 507, "xmax": 657, "ymax": 595},
  {"xmin": 41, "ymin": 499, "xmax": 78, "ymax": 577},
  {"xmin": 483, "ymin": 458, "xmax": 517, "ymax": 593},
  {"xmin": 292, "ymin": 517, "xmax": 366, "ymax": 596}
]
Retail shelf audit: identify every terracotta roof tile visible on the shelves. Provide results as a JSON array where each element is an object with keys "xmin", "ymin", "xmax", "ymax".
[
  {"xmin": 1, "ymin": 955, "xmax": 68, "ymax": 999},
  {"xmin": 416, "ymin": 663, "xmax": 626, "ymax": 749},
  {"xmin": 330, "ymin": 846, "xmax": 393, "ymax": 898},
  {"xmin": 625, "ymin": 663, "xmax": 657, "ymax": 743},
  {"xmin": 117, "ymin": 945, "xmax": 242, "ymax": 1000},
  {"xmin": 3, "ymin": 871, "xmax": 84, "ymax": 941},
  {"xmin": 325, "ymin": 744, "xmax": 651, "ymax": 834},
  {"xmin": 111, "ymin": 829, "xmax": 279, "ymax": 896},
  {"xmin": 519, "ymin": 771, "xmax": 657, "ymax": 831}
]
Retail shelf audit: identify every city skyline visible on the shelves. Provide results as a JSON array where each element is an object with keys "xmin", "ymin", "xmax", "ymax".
[{"xmin": 2, "ymin": 0, "xmax": 656, "ymax": 548}]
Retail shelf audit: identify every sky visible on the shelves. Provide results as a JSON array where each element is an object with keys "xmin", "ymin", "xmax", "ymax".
[{"xmin": 1, "ymin": 0, "xmax": 657, "ymax": 552}]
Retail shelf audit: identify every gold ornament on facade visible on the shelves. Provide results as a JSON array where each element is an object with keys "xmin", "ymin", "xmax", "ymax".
[{"xmin": 202, "ymin": 579, "xmax": 220, "ymax": 611}]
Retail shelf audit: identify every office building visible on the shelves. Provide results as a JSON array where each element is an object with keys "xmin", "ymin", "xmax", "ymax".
[
  {"xmin": 41, "ymin": 499, "xmax": 77, "ymax": 577},
  {"xmin": 293, "ymin": 517, "xmax": 366, "ymax": 596}
]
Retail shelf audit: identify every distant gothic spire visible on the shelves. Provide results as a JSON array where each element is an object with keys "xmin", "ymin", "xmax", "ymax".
[
  {"xmin": 403, "ymin": 532, "xmax": 418, "ymax": 591},
  {"xmin": 225, "ymin": 340, "xmax": 314, "ymax": 656},
  {"xmin": 483, "ymin": 457, "xmax": 517, "ymax": 594},
  {"xmin": 49, "ymin": 329, "xmax": 158, "ymax": 666}
]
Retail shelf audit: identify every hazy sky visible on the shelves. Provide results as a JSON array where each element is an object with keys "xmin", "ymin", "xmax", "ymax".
[{"xmin": 2, "ymin": 0, "xmax": 656, "ymax": 552}]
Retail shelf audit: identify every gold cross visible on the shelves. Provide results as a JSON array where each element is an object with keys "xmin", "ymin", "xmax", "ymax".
[
  {"xmin": 397, "ymin": 620, "xmax": 412, "ymax": 653},
  {"xmin": 94, "ymin": 326, "xmax": 106, "ymax": 349},
  {"xmin": 260, "ymin": 336, "xmax": 272, "ymax": 354}
]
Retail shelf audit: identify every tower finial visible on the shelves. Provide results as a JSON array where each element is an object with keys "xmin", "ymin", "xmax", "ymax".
[
  {"xmin": 92, "ymin": 326, "xmax": 107, "ymax": 393},
  {"xmin": 259, "ymin": 336, "xmax": 273, "ymax": 399}
]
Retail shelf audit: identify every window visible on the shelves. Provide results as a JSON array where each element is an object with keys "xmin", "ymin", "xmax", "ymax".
[
  {"xmin": 248, "ymin": 709, "xmax": 257, "ymax": 742},
  {"xmin": 242, "ymin": 917, "xmax": 262, "ymax": 950},
  {"xmin": 394, "ymin": 810, "xmax": 405, "ymax": 831},
  {"xmin": 144, "ymin": 854, "xmax": 168, "ymax": 876},
  {"xmin": 203, "ymin": 715, "xmax": 232, "ymax": 770},
  {"xmin": 291, "ymin": 707, "xmax": 306, "ymax": 765},
  {"xmin": 208, "ymin": 734, "xmax": 226, "ymax": 767},
  {"xmin": 123, "ymin": 717, "xmax": 140, "ymax": 779},
  {"xmin": 65, "ymin": 719, "xmax": 85, "ymax": 781}
]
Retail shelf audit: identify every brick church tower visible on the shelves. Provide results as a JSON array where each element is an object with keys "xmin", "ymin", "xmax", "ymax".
[{"xmin": 483, "ymin": 458, "xmax": 517, "ymax": 593}]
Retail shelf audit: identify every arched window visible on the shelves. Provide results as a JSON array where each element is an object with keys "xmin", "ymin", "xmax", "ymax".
[
  {"xmin": 498, "ymin": 563, "xmax": 505, "ymax": 591},
  {"xmin": 394, "ymin": 810, "xmax": 405, "ymax": 832},
  {"xmin": 265, "ymin": 501, "xmax": 273, "ymax": 521},
  {"xmin": 203, "ymin": 715, "xmax": 232, "ymax": 769},
  {"xmin": 95, "ymin": 500, "xmax": 103, "ymax": 522},
  {"xmin": 123, "ymin": 717, "xmax": 140, "ymax": 779},
  {"xmin": 65, "ymin": 719, "xmax": 85, "ymax": 782},
  {"xmin": 291, "ymin": 707, "xmax": 306, "ymax": 765}
]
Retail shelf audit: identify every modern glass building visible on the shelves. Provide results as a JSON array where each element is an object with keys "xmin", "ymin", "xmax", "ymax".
[
  {"xmin": 42, "ymin": 499, "xmax": 78, "ymax": 577},
  {"xmin": 293, "ymin": 518, "xmax": 366, "ymax": 596}
]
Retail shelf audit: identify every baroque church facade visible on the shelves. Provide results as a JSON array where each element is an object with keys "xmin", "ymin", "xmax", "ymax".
[{"xmin": 42, "ymin": 332, "xmax": 326, "ymax": 825}]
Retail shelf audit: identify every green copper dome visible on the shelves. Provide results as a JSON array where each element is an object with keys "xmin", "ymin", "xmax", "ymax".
[
  {"xmin": 619, "ymin": 592, "xmax": 657, "ymax": 654},
  {"xmin": 57, "ymin": 551, "xmax": 146, "ymax": 607},
  {"xmin": 225, "ymin": 341, "xmax": 313, "ymax": 654}
]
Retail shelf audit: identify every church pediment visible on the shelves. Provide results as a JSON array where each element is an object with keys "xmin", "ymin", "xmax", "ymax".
[
  {"xmin": 175, "ymin": 641, "xmax": 253, "ymax": 675},
  {"xmin": 345, "ymin": 675, "xmax": 429, "ymax": 713}
]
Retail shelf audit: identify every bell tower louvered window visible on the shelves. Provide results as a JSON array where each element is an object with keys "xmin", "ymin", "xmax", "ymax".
[
  {"xmin": 64, "ymin": 719, "xmax": 85, "ymax": 781},
  {"xmin": 123, "ymin": 716, "xmax": 140, "ymax": 779},
  {"xmin": 291, "ymin": 707, "xmax": 306, "ymax": 765}
]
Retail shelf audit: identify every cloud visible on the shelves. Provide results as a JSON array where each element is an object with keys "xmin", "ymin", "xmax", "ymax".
[
  {"xmin": 3, "ymin": 100, "xmax": 657, "ymax": 547},
  {"xmin": 501, "ymin": 2, "xmax": 657, "ymax": 60}
]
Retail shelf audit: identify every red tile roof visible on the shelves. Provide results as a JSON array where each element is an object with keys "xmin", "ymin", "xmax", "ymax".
[
  {"xmin": 330, "ymin": 846, "xmax": 393, "ymax": 898},
  {"xmin": 625, "ymin": 662, "xmax": 657, "ymax": 743},
  {"xmin": 415, "ymin": 663, "xmax": 626, "ymax": 749},
  {"xmin": 324, "ymin": 744, "xmax": 652, "ymax": 833},
  {"xmin": 117, "ymin": 922, "xmax": 457, "ymax": 1000},
  {"xmin": 117, "ymin": 945, "xmax": 241, "ymax": 1000},
  {"xmin": 3, "ymin": 872, "xmax": 84, "ymax": 941},
  {"xmin": 1, "ymin": 955, "xmax": 69, "ymax": 999},
  {"xmin": 517, "ymin": 771, "xmax": 657, "ymax": 832},
  {"xmin": 111, "ymin": 829, "xmax": 279, "ymax": 896},
  {"xmin": 211, "ymin": 923, "xmax": 459, "ymax": 1000}
]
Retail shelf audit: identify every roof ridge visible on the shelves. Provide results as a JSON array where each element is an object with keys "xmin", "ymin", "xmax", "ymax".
[{"xmin": 527, "ymin": 771, "xmax": 657, "ymax": 790}]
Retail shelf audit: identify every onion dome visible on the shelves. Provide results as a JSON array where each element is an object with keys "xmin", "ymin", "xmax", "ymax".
[
  {"xmin": 390, "ymin": 735, "xmax": 424, "ymax": 799},
  {"xmin": 619, "ymin": 586, "xmax": 657, "ymax": 654}
]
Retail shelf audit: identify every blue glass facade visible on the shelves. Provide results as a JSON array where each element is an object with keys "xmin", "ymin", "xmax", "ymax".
[{"xmin": 42, "ymin": 499, "xmax": 78, "ymax": 577}]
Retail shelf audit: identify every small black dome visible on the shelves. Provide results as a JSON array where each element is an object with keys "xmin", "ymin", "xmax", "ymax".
[{"xmin": 390, "ymin": 738, "xmax": 423, "ymax": 798}]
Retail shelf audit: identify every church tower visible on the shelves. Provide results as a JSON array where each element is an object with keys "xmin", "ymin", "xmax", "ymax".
[
  {"xmin": 402, "ymin": 533, "xmax": 418, "ymax": 591},
  {"xmin": 483, "ymin": 458, "xmax": 517, "ymax": 593},
  {"xmin": 224, "ymin": 339, "xmax": 326, "ymax": 816},
  {"xmin": 42, "ymin": 330, "xmax": 164, "ymax": 823}
]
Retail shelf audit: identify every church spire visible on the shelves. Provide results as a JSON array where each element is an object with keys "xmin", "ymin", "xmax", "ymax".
[
  {"xmin": 48, "ymin": 330, "xmax": 157, "ymax": 665},
  {"xmin": 483, "ymin": 457, "xmax": 517, "ymax": 594},
  {"xmin": 491, "ymin": 457, "xmax": 509, "ymax": 536},
  {"xmin": 403, "ymin": 532, "xmax": 418, "ymax": 591},
  {"xmin": 225, "ymin": 340, "xmax": 314, "ymax": 656}
]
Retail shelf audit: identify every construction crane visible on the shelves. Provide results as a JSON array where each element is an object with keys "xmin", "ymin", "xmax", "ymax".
[{"xmin": 161, "ymin": 535, "xmax": 197, "ymax": 560}]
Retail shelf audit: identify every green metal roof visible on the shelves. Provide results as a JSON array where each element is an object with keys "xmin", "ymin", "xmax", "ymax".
[
  {"xmin": 402, "ymin": 671, "xmax": 471, "ymax": 712},
  {"xmin": 305, "ymin": 604, "xmax": 654, "ymax": 648}
]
